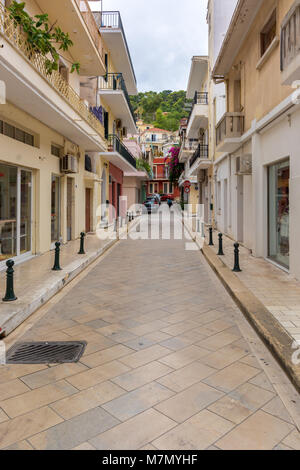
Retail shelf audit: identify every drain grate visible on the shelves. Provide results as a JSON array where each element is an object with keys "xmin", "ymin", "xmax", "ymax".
[{"xmin": 6, "ymin": 341, "xmax": 87, "ymax": 364}]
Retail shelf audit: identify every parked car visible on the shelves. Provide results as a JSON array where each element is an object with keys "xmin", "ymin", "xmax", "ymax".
[
  {"xmin": 143, "ymin": 196, "xmax": 159, "ymax": 213},
  {"xmin": 161, "ymin": 193, "xmax": 174, "ymax": 202}
]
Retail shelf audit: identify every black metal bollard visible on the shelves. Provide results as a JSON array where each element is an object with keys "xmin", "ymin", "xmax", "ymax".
[
  {"xmin": 78, "ymin": 232, "xmax": 86, "ymax": 255},
  {"xmin": 132, "ymin": 212, "xmax": 135, "ymax": 221},
  {"xmin": 2, "ymin": 259, "xmax": 17, "ymax": 302},
  {"xmin": 52, "ymin": 242, "xmax": 62, "ymax": 271},
  {"xmin": 233, "ymin": 243, "xmax": 242, "ymax": 272},
  {"xmin": 209, "ymin": 227, "xmax": 214, "ymax": 246},
  {"xmin": 218, "ymin": 233, "xmax": 224, "ymax": 256}
]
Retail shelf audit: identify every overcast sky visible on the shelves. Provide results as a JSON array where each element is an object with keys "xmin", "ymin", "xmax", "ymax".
[{"xmin": 100, "ymin": 0, "xmax": 208, "ymax": 93}]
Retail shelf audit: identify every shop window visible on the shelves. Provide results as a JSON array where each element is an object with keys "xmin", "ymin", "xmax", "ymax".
[
  {"xmin": 260, "ymin": 10, "xmax": 276, "ymax": 57},
  {"xmin": 268, "ymin": 160, "xmax": 289, "ymax": 269},
  {"xmin": 0, "ymin": 164, "xmax": 32, "ymax": 261}
]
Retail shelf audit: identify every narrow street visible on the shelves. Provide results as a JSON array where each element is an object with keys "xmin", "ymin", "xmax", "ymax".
[{"xmin": 0, "ymin": 210, "xmax": 299, "ymax": 450}]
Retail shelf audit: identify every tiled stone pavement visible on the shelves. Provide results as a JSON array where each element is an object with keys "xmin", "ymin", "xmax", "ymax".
[
  {"xmin": 205, "ymin": 226, "xmax": 300, "ymax": 345},
  {"xmin": 0, "ymin": 212, "xmax": 299, "ymax": 450}
]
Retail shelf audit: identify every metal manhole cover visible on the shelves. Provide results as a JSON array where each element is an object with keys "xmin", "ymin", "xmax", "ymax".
[{"xmin": 6, "ymin": 341, "xmax": 87, "ymax": 364}]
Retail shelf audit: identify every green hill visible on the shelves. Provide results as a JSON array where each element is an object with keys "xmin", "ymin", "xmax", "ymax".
[{"xmin": 130, "ymin": 90, "xmax": 191, "ymax": 132}]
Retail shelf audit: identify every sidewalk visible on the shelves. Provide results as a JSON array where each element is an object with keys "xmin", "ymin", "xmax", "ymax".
[
  {"xmin": 204, "ymin": 227, "xmax": 300, "ymax": 345},
  {"xmin": 0, "ymin": 221, "xmax": 135, "ymax": 337},
  {"xmin": 183, "ymin": 218, "xmax": 300, "ymax": 392}
]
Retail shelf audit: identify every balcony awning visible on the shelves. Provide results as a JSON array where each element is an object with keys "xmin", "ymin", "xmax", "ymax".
[{"xmin": 212, "ymin": 0, "xmax": 263, "ymax": 78}]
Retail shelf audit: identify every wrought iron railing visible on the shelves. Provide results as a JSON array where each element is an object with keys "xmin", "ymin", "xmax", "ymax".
[
  {"xmin": 108, "ymin": 134, "xmax": 136, "ymax": 169},
  {"xmin": 189, "ymin": 144, "xmax": 209, "ymax": 168},
  {"xmin": 99, "ymin": 11, "xmax": 137, "ymax": 83},
  {"xmin": 216, "ymin": 113, "xmax": 244, "ymax": 147},
  {"xmin": 0, "ymin": 3, "xmax": 105, "ymax": 141},
  {"xmin": 99, "ymin": 73, "xmax": 136, "ymax": 123}
]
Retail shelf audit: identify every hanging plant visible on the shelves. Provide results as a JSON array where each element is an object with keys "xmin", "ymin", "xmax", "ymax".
[
  {"xmin": 165, "ymin": 147, "xmax": 183, "ymax": 184},
  {"xmin": 8, "ymin": 1, "xmax": 80, "ymax": 74}
]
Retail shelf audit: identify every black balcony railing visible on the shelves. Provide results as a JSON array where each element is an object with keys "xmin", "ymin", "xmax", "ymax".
[
  {"xmin": 188, "ymin": 92, "xmax": 208, "ymax": 124},
  {"xmin": 99, "ymin": 11, "xmax": 137, "ymax": 83},
  {"xmin": 99, "ymin": 73, "xmax": 136, "ymax": 123},
  {"xmin": 108, "ymin": 134, "xmax": 136, "ymax": 169},
  {"xmin": 189, "ymin": 144, "xmax": 209, "ymax": 168}
]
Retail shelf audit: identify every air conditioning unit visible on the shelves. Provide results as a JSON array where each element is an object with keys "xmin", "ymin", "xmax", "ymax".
[
  {"xmin": 236, "ymin": 154, "xmax": 252, "ymax": 175},
  {"xmin": 116, "ymin": 119, "xmax": 122, "ymax": 129},
  {"xmin": 64, "ymin": 140, "xmax": 79, "ymax": 156},
  {"xmin": 61, "ymin": 155, "xmax": 78, "ymax": 174},
  {"xmin": 198, "ymin": 169, "xmax": 206, "ymax": 183}
]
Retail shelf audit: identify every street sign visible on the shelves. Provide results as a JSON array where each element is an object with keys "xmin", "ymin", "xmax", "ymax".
[
  {"xmin": 183, "ymin": 180, "xmax": 191, "ymax": 189},
  {"xmin": 184, "ymin": 186, "xmax": 191, "ymax": 194}
]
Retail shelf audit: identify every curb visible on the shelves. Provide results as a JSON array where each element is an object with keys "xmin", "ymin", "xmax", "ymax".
[{"xmin": 182, "ymin": 217, "xmax": 300, "ymax": 393}]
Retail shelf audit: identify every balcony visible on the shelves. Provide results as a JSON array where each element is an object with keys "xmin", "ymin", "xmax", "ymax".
[
  {"xmin": 216, "ymin": 113, "xmax": 244, "ymax": 153},
  {"xmin": 280, "ymin": 2, "xmax": 300, "ymax": 85},
  {"xmin": 0, "ymin": 3, "xmax": 105, "ymax": 151},
  {"xmin": 179, "ymin": 138, "xmax": 199, "ymax": 162},
  {"xmin": 186, "ymin": 92, "xmax": 209, "ymax": 139},
  {"xmin": 35, "ymin": 0, "xmax": 105, "ymax": 75},
  {"xmin": 188, "ymin": 145, "xmax": 211, "ymax": 175},
  {"xmin": 94, "ymin": 11, "xmax": 137, "ymax": 95},
  {"xmin": 99, "ymin": 73, "xmax": 137, "ymax": 134},
  {"xmin": 101, "ymin": 134, "xmax": 137, "ymax": 172}
]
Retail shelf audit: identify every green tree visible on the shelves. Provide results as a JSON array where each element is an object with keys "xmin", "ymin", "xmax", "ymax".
[{"xmin": 130, "ymin": 90, "xmax": 190, "ymax": 130}]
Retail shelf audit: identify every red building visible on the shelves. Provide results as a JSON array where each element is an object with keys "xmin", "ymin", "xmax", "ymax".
[{"xmin": 146, "ymin": 156, "xmax": 180, "ymax": 200}]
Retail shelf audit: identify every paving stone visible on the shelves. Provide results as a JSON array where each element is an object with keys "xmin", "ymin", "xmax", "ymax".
[
  {"xmin": 154, "ymin": 382, "xmax": 224, "ymax": 423},
  {"xmin": 153, "ymin": 409, "xmax": 234, "ymax": 450},
  {"xmin": 282, "ymin": 429, "xmax": 300, "ymax": 450},
  {"xmin": 89, "ymin": 409, "xmax": 176, "ymax": 450},
  {"xmin": 158, "ymin": 345, "xmax": 210, "ymax": 369},
  {"xmin": 66, "ymin": 360, "xmax": 130, "ymax": 390},
  {"xmin": 4, "ymin": 440, "xmax": 34, "ymax": 450},
  {"xmin": 112, "ymin": 361, "xmax": 173, "ymax": 391},
  {"xmin": 102, "ymin": 382, "xmax": 174, "ymax": 421},
  {"xmin": 50, "ymin": 381, "xmax": 125, "ymax": 420},
  {"xmin": 28, "ymin": 407, "xmax": 119, "ymax": 450},
  {"xmin": 72, "ymin": 442, "xmax": 96, "ymax": 450},
  {"xmin": 216, "ymin": 410, "xmax": 294, "ymax": 450},
  {"xmin": 0, "ymin": 406, "xmax": 63, "ymax": 449},
  {"xmin": 202, "ymin": 344, "xmax": 249, "ymax": 370},
  {"xmin": 119, "ymin": 345, "xmax": 171, "ymax": 368},
  {"xmin": 202, "ymin": 362, "xmax": 260, "ymax": 393},
  {"xmin": 157, "ymin": 362, "xmax": 216, "ymax": 392},
  {"xmin": 208, "ymin": 383, "xmax": 275, "ymax": 424},
  {"xmin": 20, "ymin": 363, "xmax": 88, "ymax": 389},
  {"xmin": 80, "ymin": 344, "xmax": 134, "ymax": 368},
  {"xmin": 0, "ymin": 380, "xmax": 77, "ymax": 418},
  {"xmin": 0, "ymin": 379, "xmax": 30, "ymax": 401},
  {"xmin": 262, "ymin": 396, "xmax": 294, "ymax": 424}
]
